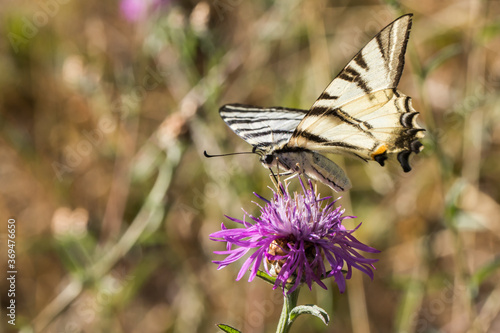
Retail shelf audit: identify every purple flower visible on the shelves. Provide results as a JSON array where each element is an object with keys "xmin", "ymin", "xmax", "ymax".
[
  {"xmin": 120, "ymin": 0, "xmax": 169, "ymax": 22},
  {"xmin": 210, "ymin": 179, "xmax": 379, "ymax": 294}
]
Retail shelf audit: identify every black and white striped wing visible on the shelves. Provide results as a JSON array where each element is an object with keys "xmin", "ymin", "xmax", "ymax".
[
  {"xmin": 219, "ymin": 104, "xmax": 308, "ymax": 152},
  {"xmin": 288, "ymin": 14, "xmax": 424, "ymax": 171}
]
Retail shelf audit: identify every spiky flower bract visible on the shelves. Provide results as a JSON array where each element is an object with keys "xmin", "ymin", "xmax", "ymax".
[{"xmin": 210, "ymin": 179, "xmax": 379, "ymax": 294}]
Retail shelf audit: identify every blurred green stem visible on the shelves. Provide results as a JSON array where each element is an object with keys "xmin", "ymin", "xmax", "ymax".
[
  {"xmin": 32, "ymin": 142, "xmax": 184, "ymax": 332},
  {"xmin": 91, "ymin": 144, "xmax": 182, "ymax": 277},
  {"xmin": 276, "ymin": 288, "xmax": 300, "ymax": 333}
]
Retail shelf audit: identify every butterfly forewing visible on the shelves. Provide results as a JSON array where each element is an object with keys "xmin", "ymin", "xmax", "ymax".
[
  {"xmin": 288, "ymin": 14, "xmax": 424, "ymax": 170},
  {"xmin": 310, "ymin": 14, "xmax": 412, "ymax": 109},
  {"xmin": 219, "ymin": 104, "xmax": 308, "ymax": 152}
]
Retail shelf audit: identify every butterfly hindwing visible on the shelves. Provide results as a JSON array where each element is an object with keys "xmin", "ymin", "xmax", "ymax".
[
  {"xmin": 264, "ymin": 150, "xmax": 352, "ymax": 192},
  {"xmin": 306, "ymin": 151, "xmax": 352, "ymax": 192},
  {"xmin": 290, "ymin": 90, "xmax": 424, "ymax": 168}
]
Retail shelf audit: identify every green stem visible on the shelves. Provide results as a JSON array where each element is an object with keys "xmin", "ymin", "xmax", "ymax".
[{"xmin": 276, "ymin": 287, "xmax": 300, "ymax": 333}]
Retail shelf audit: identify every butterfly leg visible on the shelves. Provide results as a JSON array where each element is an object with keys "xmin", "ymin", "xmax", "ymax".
[
  {"xmin": 268, "ymin": 168, "xmax": 281, "ymax": 192},
  {"xmin": 271, "ymin": 156, "xmax": 294, "ymax": 179},
  {"xmin": 284, "ymin": 173, "xmax": 300, "ymax": 182}
]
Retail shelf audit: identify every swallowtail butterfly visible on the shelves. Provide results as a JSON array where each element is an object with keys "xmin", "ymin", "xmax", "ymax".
[{"xmin": 219, "ymin": 14, "xmax": 424, "ymax": 192}]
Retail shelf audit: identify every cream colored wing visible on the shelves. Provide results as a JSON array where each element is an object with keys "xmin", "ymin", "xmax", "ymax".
[
  {"xmin": 219, "ymin": 104, "xmax": 308, "ymax": 153},
  {"xmin": 288, "ymin": 14, "xmax": 424, "ymax": 172},
  {"xmin": 289, "ymin": 89, "xmax": 424, "ymax": 171}
]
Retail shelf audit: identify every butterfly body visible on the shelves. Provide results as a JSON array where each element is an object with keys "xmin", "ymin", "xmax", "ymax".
[
  {"xmin": 219, "ymin": 14, "xmax": 424, "ymax": 192},
  {"xmin": 259, "ymin": 147, "xmax": 352, "ymax": 192}
]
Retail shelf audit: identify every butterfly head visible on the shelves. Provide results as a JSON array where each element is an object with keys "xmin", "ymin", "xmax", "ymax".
[
  {"xmin": 259, "ymin": 150, "xmax": 303, "ymax": 175},
  {"xmin": 251, "ymin": 145, "xmax": 276, "ymax": 168},
  {"xmin": 261, "ymin": 153, "xmax": 277, "ymax": 168}
]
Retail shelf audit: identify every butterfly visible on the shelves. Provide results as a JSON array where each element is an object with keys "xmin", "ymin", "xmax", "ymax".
[{"xmin": 218, "ymin": 14, "xmax": 424, "ymax": 192}]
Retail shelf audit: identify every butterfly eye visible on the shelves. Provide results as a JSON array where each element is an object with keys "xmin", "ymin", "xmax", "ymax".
[{"xmin": 263, "ymin": 155, "xmax": 274, "ymax": 165}]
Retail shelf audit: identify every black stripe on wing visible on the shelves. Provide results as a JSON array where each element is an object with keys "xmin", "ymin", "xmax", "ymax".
[
  {"xmin": 223, "ymin": 117, "xmax": 303, "ymax": 125},
  {"xmin": 293, "ymin": 130, "xmax": 365, "ymax": 151},
  {"xmin": 353, "ymin": 52, "xmax": 369, "ymax": 70},
  {"xmin": 220, "ymin": 104, "xmax": 309, "ymax": 115},
  {"xmin": 393, "ymin": 18, "xmax": 412, "ymax": 87},
  {"xmin": 318, "ymin": 92, "xmax": 339, "ymax": 100},
  {"xmin": 337, "ymin": 67, "xmax": 371, "ymax": 94},
  {"xmin": 308, "ymin": 106, "xmax": 375, "ymax": 134},
  {"xmin": 236, "ymin": 129, "xmax": 295, "ymax": 138}
]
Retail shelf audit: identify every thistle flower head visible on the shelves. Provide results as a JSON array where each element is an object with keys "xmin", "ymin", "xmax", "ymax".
[{"xmin": 210, "ymin": 179, "xmax": 379, "ymax": 294}]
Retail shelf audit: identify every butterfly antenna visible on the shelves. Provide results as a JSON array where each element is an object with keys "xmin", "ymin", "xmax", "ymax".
[{"xmin": 204, "ymin": 150, "xmax": 255, "ymax": 158}]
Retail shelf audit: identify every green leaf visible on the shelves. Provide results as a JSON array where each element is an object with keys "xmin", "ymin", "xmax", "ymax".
[
  {"xmin": 480, "ymin": 21, "xmax": 500, "ymax": 42},
  {"xmin": 217, "ymin": 324, "xmax": 242, "ymax": 333},
  {"xmin": 288, "ymin": 304, "xmax": 329, "ymax": 326},
  {"xmin": 256, "ymin": 270, "xmax": 278, "ymax": 285},
  {"xmin": 469, "ymin": 256, "xmax": 500, "ymax": 296},
  {"xmin": 255, "ymin": 270, "xmax": 295, "ymax": 290}
]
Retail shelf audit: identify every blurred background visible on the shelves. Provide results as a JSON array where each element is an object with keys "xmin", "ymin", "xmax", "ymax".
[{"xmin": 1, "ymin": 0, "xmax": 500, "ymax": 332}]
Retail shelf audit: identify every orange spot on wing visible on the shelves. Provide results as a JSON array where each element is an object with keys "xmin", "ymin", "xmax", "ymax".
[{"xmin": 371, "ymin": 144, "xmax": 387, "ymax": 159}]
